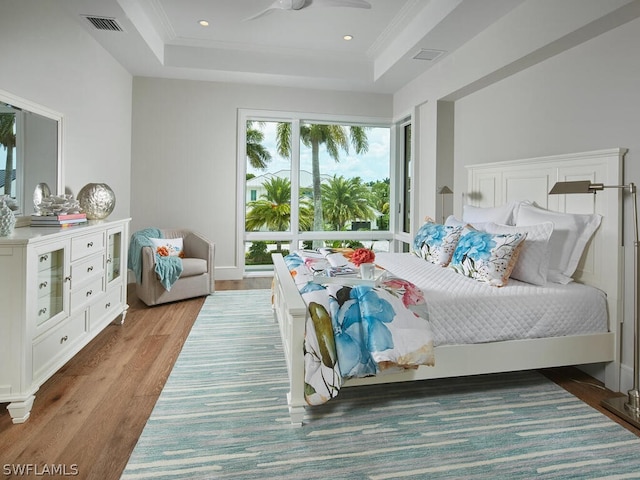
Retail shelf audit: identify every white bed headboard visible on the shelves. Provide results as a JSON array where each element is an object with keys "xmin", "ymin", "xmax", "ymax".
[
  {"xmin": 466, "ymin": 148, "xmax": 626, "ymax": 372},
  {"xmin": 466, "ymin": 148, "xmax": 625, "ymax": 291}
]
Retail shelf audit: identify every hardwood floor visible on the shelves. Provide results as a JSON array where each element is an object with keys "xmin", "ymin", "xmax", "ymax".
[{"xmin": 0, "ymin": 278, "xmax": 638, "ymax": 479}]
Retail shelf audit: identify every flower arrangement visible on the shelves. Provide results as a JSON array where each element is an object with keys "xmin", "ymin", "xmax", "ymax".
[{"xmin": 350, "ymin": 247, "xmax": 375, "ymax": 266}]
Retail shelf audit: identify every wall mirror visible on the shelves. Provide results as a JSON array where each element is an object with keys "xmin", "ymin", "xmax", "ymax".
[{"xmin": 0, "ymin": 89, "xmax": 62, "ymax": 216}]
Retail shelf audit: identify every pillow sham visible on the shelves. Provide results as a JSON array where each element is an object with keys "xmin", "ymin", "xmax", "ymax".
[
  {"xmin": 483, "ymin": 221, "xmax": 553, "ymax": 285},
  {"xmin": 413, "ymin": 222, "xmax": 463, "ymax": 266},
  {"xmin": 149, "ymin": 237, "xmax": 185, "ymax": 258},
  {"xmin": 515, "ymin": 203, "xmax": 601, "ymax": 284},
  {"xmin": 445, "ymin": 215, "xmax": 488, "ymax": 231},
  {"xmin": 448, "ymin": 226, "xmax": 526, "ymax": 286},
  {"xmin": 462, "ymin": 201, "xmax": 519, "ymax": 225}
]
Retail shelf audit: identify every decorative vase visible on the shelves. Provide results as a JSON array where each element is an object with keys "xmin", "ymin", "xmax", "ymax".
[
  {"xmin": 33, "ymin": 182, "xmax": 52, "ymax": 214},
  {"xmin": 0, "ymin": 199, "xmax": 16, "ymax": 236},
  {"xmin": 77, "ymin": 183, "xmax": 116, "ymax": 220},
  {"xmin": 360, "ymin": 262, "xmax": 375, "ymax": 280}
]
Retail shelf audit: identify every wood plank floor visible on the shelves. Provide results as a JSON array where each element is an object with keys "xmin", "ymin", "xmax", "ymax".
[{"xmin": 0, "ymin": 278, "xmax": 638, "ymax": 479}]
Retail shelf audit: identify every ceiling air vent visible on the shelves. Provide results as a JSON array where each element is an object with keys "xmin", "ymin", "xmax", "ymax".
[
  {"xmin": 412, "ymin": 49, "xmax": 445, "ymax": 61},
  {"xmin": 82, "ymin": 15, "xmax": 124, "ymax": 32}
]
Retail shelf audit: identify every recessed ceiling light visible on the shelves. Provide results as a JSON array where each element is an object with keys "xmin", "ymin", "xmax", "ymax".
[
  {"xmin": 343, "ymin": 35, "xmax": 353, "ymax": 41},
  {"xmin": 199, "ymin": 19, "xmax": 209, "ymax": 27}
]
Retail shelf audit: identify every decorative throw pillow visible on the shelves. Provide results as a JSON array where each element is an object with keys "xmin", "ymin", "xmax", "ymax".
[
  {"xmin": 483, "ymin": 221, "xmax": 554, "ymax": 286},
  {"xmin": 149, "ymin": 237, "xmax": 185, "ymax": 258},
  {"xmin": 515, "ymin": 203, "xmax": 602, "ymax": 284},
  {"xmin": 413, "ymin": 222, "xmax": 463, "ymax": 266},
  {"xmin": 448, "ymin": 227, "xmax": 526, "ymax": 286}
]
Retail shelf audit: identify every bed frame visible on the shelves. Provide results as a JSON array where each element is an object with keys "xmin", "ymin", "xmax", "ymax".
[{"xmin": 272, "ymin": 148, "xmax": 626, "ymax": 426}]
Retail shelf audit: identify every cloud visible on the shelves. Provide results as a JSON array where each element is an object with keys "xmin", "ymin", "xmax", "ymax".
[{"xmin": 246, "ymin": 122, "xmax": 390, "ymax": 183}]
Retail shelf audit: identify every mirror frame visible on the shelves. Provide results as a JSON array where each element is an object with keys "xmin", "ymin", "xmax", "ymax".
[{"xmin": 0, "ymin": 88, "xmax": 63, "ymax": 214}]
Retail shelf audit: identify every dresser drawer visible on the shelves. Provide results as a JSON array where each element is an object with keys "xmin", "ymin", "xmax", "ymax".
[
  {"xmin": 70, "ymin": 276, "xmax": 103, "ymax": 312},
  {"xmin": 36, "ymin": 267, "xmax": 62, "ymax": 298},
  {"xmin": 36, "ymin": 294, "xmax": 63, "ymax": 325},
  {"xmin": 71, "ymin": 232, "xmax": 104, "ymax": 262},
  {"xmin": 89, "ymin": 286, "xmax": 123, "ymax": 329},
  {"xmin": 71, "ymin": 254, "xmax": 104, "ymax": 286},
  {"xmin": 33, "ymin": 312, "xmax": 88, "ymax": 381},
  {"xmin": 37, "ymin": 249, "xmax": 63, "ymax": 272}
]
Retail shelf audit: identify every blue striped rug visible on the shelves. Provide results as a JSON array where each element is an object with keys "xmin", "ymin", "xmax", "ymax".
[{"xmin": 121, "ymin": 289, "xmax": 640, "ymax": 479}]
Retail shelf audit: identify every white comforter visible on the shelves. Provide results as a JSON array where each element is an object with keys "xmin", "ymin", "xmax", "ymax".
[{"xmin": 374, "ymin": 252, "xmax": 608, "ymax": 346}]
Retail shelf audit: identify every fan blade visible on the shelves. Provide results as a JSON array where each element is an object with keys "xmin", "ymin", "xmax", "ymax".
[
  {"xmin": 244, "ymin": 7, "xmax": 277, "ymax": 21},
  {"xmin": 311, "ymin": 0, "xmax": 371, "ymax": 8},
  {"xmin": 244, "ymin": 0, "xmax": 309, "ymax": 21}
]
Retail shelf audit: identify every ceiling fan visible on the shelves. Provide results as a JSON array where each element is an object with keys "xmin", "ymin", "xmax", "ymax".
[{"xmin": 245, "ymin": 0, "xmax": 372, "ymax": 21}]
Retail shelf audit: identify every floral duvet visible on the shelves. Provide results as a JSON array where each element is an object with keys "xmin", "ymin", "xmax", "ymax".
[{"xmin": 284, "ymin": 253, "xmax": 435, "ymax": 406}]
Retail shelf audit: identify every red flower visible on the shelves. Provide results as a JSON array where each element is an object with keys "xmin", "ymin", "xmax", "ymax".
[{"xmin": 351, "ymin": 248, "xmax": 375, "ymax": 266}]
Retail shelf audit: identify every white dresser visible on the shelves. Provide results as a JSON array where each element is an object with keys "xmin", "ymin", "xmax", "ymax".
[{"xmin": 0, "ymin": 218, "xmax": 130, "ymax": 423}]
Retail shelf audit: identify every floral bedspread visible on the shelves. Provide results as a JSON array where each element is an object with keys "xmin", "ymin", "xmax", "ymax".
[{"xmin": 283, "ymin": 252, "xmax": 434, "ymax": 406}]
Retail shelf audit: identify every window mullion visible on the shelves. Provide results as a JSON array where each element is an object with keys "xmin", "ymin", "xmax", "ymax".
[{"xmin": 290, "ymin": 118, "xmax": 301, "ymax": 250}]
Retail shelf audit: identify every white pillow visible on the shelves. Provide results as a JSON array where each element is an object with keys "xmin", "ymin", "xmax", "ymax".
[
  {"xmin": 445, "ymin": 215, "xmax": 488, "ymax": 231},
  {"xmin": 483, "ymin": 222, "xmax": 554, "ymax": 285},
  {"xmin": 515, "ymin": 204, "xmax": 602, "ymax": 284},
  {"xmin": 462, "ymin": 201, "xmax": 518, "ymax": 225},
  {"xmin": 149, "ymin": 237, "xmax": 185, "ymax": 258}
]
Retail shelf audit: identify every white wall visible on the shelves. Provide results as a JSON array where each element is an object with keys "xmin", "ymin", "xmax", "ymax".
[
  {"xmin": 0, "ymin": 0, "xmax": 132, "ymax": 220},
  {"xmin": 131, "ymin": 77, "xmax": 392, "ymax": 279},
  {"xmin": 393, "ymin": 0, "xmax": 640, "ymax": 391}
]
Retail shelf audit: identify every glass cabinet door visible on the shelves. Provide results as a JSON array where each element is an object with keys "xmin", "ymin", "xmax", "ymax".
[
  {"xmin": 36, "ymin": 248, "xmax": 65, "ymax": 326},
  {"xmin": 107, "ymin": 229, "xmax": 122, "ymax": 283}
]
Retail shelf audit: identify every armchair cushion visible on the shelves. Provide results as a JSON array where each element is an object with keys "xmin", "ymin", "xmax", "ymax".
[{"xmin": 181, "ymin": 258, "xmax": 207, "ymax": 277}]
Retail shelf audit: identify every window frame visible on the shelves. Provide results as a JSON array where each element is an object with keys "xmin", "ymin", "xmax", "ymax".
[
  {"xmin": 237, "ymin": 109, "xmax": 396, "ymax": 274},
  {"xmin": 393, "ymin": 116, "xmax": 414, "ymax": 251}
]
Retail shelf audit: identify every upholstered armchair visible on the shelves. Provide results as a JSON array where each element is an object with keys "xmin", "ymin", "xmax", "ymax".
[{"xmin": 136, "ymin": 228, "xmax": 215, "ymax": 306}]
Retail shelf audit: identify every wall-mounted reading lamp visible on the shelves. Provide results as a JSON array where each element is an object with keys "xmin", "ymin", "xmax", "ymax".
[{"xmin": 549, "ymin": 180, "xmax": 640, "ymax": 428}]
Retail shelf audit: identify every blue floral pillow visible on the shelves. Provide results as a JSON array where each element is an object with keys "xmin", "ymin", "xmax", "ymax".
[
  {"xmin": 448, "ymin": 227, "xmax": 526, "ymax": 286},
  {"xmin": 413, "ymin": 222, "xmax": 463, "ymax": 266}
]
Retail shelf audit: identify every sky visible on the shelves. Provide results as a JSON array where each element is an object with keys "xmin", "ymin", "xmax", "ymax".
[{"xmin": 247, "ymin": 122, "xmax": 390, "ymax": 183}]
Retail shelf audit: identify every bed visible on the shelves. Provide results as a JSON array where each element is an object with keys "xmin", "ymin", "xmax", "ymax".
[{"xmin": 271, "ymin": 148, "xmax": 626, "ymax": 426}]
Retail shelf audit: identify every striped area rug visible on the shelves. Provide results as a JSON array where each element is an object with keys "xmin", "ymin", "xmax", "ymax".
[{"xmin": 121, "ymin": 289, "xmax": 640, "ymax": 479}]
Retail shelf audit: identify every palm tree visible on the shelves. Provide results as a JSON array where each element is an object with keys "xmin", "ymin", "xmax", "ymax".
[
  {"xmin": 245, "ymin": 176, "xmax": 313, "ymax": 249},
  {"xmin": 369, "ymin": 178, "xmax": 390, "ymax": 230},
  {"xmin": 322, "ymin": 175, "xmax": 375, "ymax": 231},
  {"xmin": 0, "ymin": 113, "xmax": 16, "ymax": 196},
  {"xmin": 276, "ymin": 123, "xmax": 369, "ymax": 235},
  {"xmin": 246, "ymin": 121, "xmax": 272, "ymax": 170}
]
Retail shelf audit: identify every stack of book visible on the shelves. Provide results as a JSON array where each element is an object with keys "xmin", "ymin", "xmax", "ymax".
[{"xmin": 31, "ymin": 213, "xmax": 88, "ymax": 227}]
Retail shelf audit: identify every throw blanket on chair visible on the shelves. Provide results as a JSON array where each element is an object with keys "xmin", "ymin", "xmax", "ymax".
[{"xmin": 128, "ymin": 228, "xmax": 183, "ymax": 291}]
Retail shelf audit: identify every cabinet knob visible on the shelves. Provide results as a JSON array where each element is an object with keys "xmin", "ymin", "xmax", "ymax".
[
  {"xmin": 40, "ymin": 254, "xmax": 48, "ymax": 262},
  {"xmin": 64, "ymin": 276, "xmax": 72, "ymax": 282},
  {"xmin": 60, "ymin": 335, "xmax": 68, "ymax": 344},
  {"xmin": 38, "ymin": 307, "xmax": 47, "ymax": 316},
  {"xmin": 105, "ymin": 302, "xmax": 111, "ymax": 308},
  {"xmin": 86, "ymin": 290, "xmax": 93, "ymax": 297},
  {"xmin": 87, "ymin": 266, "xmax": 94, "ymax": 272},
  {"xmin": 106, "ymin": 257, "xmax": 112, "ymax": 264},
  {"xmin": 87, "ymin": 241, "xmax": 93, "ymax": 248},
  {"xmin": 39, "ymin": 281, "xmax": 48, "ymax": 289}
]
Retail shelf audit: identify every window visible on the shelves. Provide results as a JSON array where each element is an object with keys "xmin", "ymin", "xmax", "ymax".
[
  {"xmin": 393, "ymin": 117, "xmax": 413, "ymax": 252},
  {"xmin": 239, "ymin": 111, "xmax": 394, "ymax": 272}
]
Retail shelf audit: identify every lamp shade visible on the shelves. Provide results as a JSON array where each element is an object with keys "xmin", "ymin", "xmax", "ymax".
[{"xmin": 549, "ymin": 180, "xmax": 603, "ymax": 194}]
